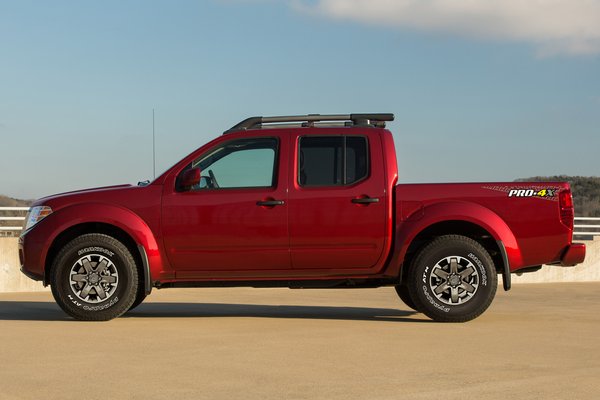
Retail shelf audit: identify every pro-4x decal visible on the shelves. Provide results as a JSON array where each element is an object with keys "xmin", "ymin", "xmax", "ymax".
[{"xmin": 482, "ymin": 185, "xmax": 560, "ymax": 201}]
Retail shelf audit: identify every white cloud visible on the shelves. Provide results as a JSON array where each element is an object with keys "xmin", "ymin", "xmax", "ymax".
[{"xmin": 292, "ymin": 0, "xmax": 600, "ymax": 56}]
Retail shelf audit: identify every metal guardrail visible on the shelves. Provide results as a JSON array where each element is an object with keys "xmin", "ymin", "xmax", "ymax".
[
  {"xmin": 1, "ymin": 208, "xmax": 599, "ymax": 238},
  {"xmin": 573, "ymin": 217, "xmax": 600, "ymax": 237},
  {"xmin": 0, "ymin": 207, "xmax": 29, "ymax": 236}
]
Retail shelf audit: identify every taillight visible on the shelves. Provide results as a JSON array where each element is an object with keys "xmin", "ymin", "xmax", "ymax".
[{"xmin": 559, "ymin": 189, "xmax": 574, "ymax": 230}]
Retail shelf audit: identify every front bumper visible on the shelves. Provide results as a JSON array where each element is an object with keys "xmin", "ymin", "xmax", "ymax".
[
  {"xmin": 20, "ymin": 265, "xmax": 43, "ymax": 281},
  {"xmin": 560, "ymin": 243, "xmax": 586, "ymax": 266},
  {"xmin": 18, "ymin": 233, "xmax": 46, "ymax": 282}
]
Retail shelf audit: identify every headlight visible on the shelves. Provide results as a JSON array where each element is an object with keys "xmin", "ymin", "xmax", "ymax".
[{"xmin": 23, "ymin": 206, "xmax": 53, "ymax": 231}]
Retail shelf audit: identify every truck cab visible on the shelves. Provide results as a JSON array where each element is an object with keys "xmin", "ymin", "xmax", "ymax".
[{"xmin": 160, "ymin": 121, "xmax": 396, "ymax": 278}]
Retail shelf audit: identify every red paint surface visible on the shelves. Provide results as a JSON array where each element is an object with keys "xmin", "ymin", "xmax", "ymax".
[{"xmin": 19, "ymin": 126, "xmax": 584, "ymax": 286}]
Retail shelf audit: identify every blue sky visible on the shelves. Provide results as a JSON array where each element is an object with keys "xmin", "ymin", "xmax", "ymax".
[{"xmin": 1, "ymin": 0, "xmax": 599, "ymax": 199}]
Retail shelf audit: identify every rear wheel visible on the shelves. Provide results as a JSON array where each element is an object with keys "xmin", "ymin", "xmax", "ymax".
[
  {"xmin": 394, "ymin": 284, "xmax": 418, "ymax": 311},
  {"xmin": 50, "ymin": 233, "xmax": 138, "ymax": 321},
  {"xmin": 407, "ymin": 235, "xmax": 497, "ymax": 322}
]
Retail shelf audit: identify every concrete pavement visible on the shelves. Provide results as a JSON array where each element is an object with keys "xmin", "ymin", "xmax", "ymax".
[{"xmin": 1, "ymin": 283, "xmax": 599, "ymax": 399}]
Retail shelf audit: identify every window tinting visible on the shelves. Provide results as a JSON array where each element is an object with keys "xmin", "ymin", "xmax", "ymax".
[
  {"xmin": 346, "ymin": 136, "xmax": 368, "ymax": 184},
  {"xmin": 188, "ymin": 138, "xmax": 278, "ymax": 189},
  {"xmin": 299, "ymin": 136, "xmax": 368, "ymax": 186}
]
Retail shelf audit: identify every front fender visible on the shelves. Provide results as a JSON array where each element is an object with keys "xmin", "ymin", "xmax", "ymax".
[
  {"xmin": 388, "ymin": 201, "xmax": 524, "ymax": 277},
  {"xmin": 31, "ymin": 203, "xmax": 164, "ymax": 284}
]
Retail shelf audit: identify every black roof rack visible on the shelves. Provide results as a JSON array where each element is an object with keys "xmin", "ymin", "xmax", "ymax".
[{"xmin": 224, "ymin": 113, "xmax": 394, "ymax": 134}]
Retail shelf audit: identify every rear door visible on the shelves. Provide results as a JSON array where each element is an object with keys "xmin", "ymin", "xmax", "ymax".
[{"xmin": 288, "ymin": 131, "xmax": 387, "ymax": 270}]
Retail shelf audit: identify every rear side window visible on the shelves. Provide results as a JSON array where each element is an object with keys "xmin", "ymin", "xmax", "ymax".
[{"xmin": 298, "ymin": 136, "xmax": 368, "ymax": 186}]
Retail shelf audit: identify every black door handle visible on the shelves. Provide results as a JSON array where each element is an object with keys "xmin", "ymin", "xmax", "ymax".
[
  {"xmin": 256, "ymin": 200, "xmax": 285, "ymax": 207},
  {"xmin": 351, "ymin": 197, "xmax": 380, "ymax": 204}
]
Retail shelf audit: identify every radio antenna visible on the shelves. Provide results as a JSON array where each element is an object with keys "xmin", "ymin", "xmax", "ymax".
[{"xmin": 152, "ymin": 108, "xmax": 156, "ymax": 179}]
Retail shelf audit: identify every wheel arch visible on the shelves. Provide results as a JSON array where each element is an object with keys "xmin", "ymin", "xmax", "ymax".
[
  {"xmin": 40, "ymin": 204, "xmax": 162, "ymax": 294},
  {"xmin": 391, "ymin": 201, "xmax": 523, "ymax": 291},
  {"xmin": 400, "ymin": 220, "xmax": 503, "ymax": 280},
  {"xmin": 44, "ymin": 222, "xmax": 151, "ymax": 294}
]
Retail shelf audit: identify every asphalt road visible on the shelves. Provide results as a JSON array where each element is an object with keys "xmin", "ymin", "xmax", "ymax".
[{"xmin": 1, "ymin": 283, "xmax": 599, "ymax": 400}]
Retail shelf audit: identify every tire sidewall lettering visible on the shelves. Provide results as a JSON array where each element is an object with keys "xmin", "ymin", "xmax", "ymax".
[
  {"xmin": 67, "ymin": 294, "xmax": 82, "ymax": 307},
  {"xmin": 422, "ymin": 284, "xmax": 450, "ymax": 313},
  {"xmin": 467, "ymin": 252, "xmax": 487, "ymax": 286},
  {"xmin": 77, "ymin": 246, "xmax": 114, "ymax": 257},
  {"xmin": 83, "ymin": 296, "xmax": 119, "ymax": 312},
  {"xmin": 421, "ymin": 264, "xmax": 451, "ymax": 312}
]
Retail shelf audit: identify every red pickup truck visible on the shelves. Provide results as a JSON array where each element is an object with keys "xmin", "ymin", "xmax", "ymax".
[{"xmin": 19, "ymin": 113, "xmax": 586, "ymax": 322}]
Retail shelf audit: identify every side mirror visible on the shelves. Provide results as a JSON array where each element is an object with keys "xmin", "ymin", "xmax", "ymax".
[{"xmin": 180, "ymin": 168, "xmax": 201, "ymax": 190}]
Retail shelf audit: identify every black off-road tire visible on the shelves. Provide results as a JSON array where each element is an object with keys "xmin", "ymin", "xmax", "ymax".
[
  {"xmin": 127, "ymin": 291, "xmax": 147, "ymax": 312},
  {"xmin": 50, "ymin": 233, "xmax": 139, "ymax": 321},
  {"xmin": 407, "ymin": 235, "xmax": 497, "ymax": 322},
  {"xmin": 394, "ymin": 284, "xmax": 419, "ymax": 311},
  {"xmin": 127, "ymin": 256, "xmax": 148, "ymax": 312}
]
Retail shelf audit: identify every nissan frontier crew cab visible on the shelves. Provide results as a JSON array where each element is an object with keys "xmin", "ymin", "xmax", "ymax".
[{"xmin": 19, "ymin": 113, "xmax": 586, "ymax": 322}]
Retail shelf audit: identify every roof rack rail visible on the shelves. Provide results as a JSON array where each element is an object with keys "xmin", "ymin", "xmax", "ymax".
[{"xmin": 224, "ymin": 113, "xmax": 394, "ymax": 134}]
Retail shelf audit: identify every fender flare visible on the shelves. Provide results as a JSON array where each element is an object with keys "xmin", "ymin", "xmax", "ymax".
[
  {"xmin": 40, "ymin": 203, "xmax": 163, "ymax": 292},
  {"xmin": 390, "ymin": 201, "xmax": 523, "ymax": 289}
]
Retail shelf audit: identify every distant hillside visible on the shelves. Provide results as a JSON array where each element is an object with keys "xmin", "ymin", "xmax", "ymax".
[
  {"xmin": 0, "ymin": 195, "xmax": 33, "ymax": 207},
  {"xmin": 516, "ymin": 176, "xmax": 600, "ymax": 217}
]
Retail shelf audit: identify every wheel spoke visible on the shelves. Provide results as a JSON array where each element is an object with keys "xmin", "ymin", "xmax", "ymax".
[
  {"xmin": 101, "ymin": 275, "xmax": 117, "ymax": 284},
  {"xmin": 81, "ymin": 258, "xmax": 94, "ymax": 274},
  {"xmin": 449, "ymin": 258, "xmax": 459, "ymax": 274},
  {"xmin": 80, "ymin": 283, "xmax": 93, "ymax": 299},
  {"xmin": 434, "ymin": 283, "xmax": 449, "ymax": 295},
  {"xmin": 450, "ymin": 287, "xmax": 459, "ymax": 303},
  {"xmin": 71, "ymin": 274, "xmax": 87, "ymax": 283},
  {"xmin": 462, "ymin": 281, "xmax": 476, "ymax": 293},
  {"xmin": 433, "ymin": 269, "xmax": 449, "ymax": 280},
  {"xmin": 460, "ymin": 266, "xmax": 476, "ymax": 279},
  {"xmin": 96, "ymin": 259, "xmax": 109, "ymax": 274},
  {"xmin": 95, "ymin": 285, "xmax": 107, "ymax": 300}
]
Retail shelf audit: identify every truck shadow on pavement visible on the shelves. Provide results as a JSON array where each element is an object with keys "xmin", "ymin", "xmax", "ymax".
[
  {"xmin": 127, "ymin": 303, "xmax": 425, "ymax": 323},
  {"xmin": 0, "ymin": 301, "xmax": 71, "ymax": 321},
  {"xmin": 0, "ymin": 301, "xmax": 426, "ymax": 323}
]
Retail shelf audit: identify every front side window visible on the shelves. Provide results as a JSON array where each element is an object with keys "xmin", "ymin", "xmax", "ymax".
[
  {"xmin": 185, "ymin": 137, "xmax": 278, "ymax": 190},
  {"xmin": 298, "ymin": 136, "xmax": 368, "ymax": 187}
]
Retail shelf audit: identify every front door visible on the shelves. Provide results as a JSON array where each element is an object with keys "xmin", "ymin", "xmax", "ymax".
[{"xmin": 162, "ymin": 135, "xmax": 289, "ymax": 277}]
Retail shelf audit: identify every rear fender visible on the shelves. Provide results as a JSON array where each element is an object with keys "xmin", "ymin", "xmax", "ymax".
[{"xmin": 388, "ymin": 201, "xmax": 523, "ymax": 278}]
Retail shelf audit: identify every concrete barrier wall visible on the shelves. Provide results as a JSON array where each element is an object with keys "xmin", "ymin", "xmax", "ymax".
[
  {"xmin": 0, "ymin": 237, "xmax": 48, "ymax": 293},
  {"xmin": 512, "ymin": 237, "xmax": 600, "ymax": 284},
  {"xmin": 1, "ymin": 237, "xmax": 599, "ymax": 293}
]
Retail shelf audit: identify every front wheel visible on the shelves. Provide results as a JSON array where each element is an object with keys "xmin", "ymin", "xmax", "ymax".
[
  {"xmin": 50, "ymin": 233, "xmax": 139, "ymax": 321},
  {"xmin": 127, "ymin": 291, "xmax": 147, "ymax": 312},
  {"xmin": 407, "ymin": 235, "xmax": 498, "ymax": 322}
]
